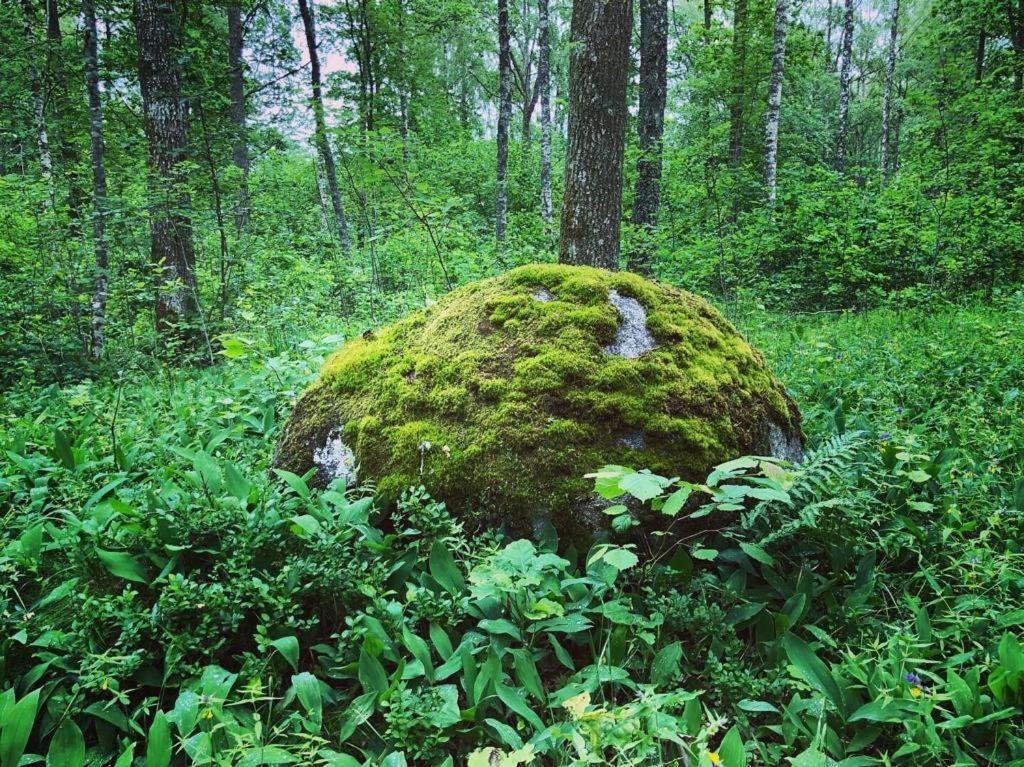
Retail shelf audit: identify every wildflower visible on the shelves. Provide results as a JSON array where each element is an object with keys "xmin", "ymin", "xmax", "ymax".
[
  {"xmin": 709, "ymin": 752, "xmax": 721, "ymax": 765},
  {"xmin": 101, "ymin": 678, "xmax": 109, "ymax": 691},
  {"xmin": 202, "ymin": 708, "xmax": 214, "ymax": 720},
  {"xmin": 904, "ymin": 672, "xmax": 922, "ymax": 685},
  {"xmin": 879, "ymin": 431, "xmax": 891, "ymax": 441},
  {"xmin": 909, "ymin": 686, "xmax": 923, "ymax": 698}
]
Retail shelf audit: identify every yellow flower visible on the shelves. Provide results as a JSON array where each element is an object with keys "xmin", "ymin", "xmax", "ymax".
[
  {"xmin": 909, "ymin": 686, "xmax": 923, "ymax": 698},
  {"xmin": 709, "ymin": 752, "xmax": 721, "ymax": 765},
  {"xmin": 202, "ymin": 708, "xmax": 214, "ymax": 719},
  {"xmin": 101, "ymin": 678, "xmax": 109, "ymax": 691},
  {"xmin": 562, "ymin": 691, "xmax": 590, "ymax": 721}
]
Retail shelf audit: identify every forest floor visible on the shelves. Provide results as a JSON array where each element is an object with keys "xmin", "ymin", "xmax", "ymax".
[{"xmin": 2, "ymin": 300, "xmax": 1023, "ymax": 765}]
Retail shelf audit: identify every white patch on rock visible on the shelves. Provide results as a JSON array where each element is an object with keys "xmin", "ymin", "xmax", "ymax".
[
  {"xmin": 616, "ymin": 430, "xmax": 646, "ymax": 450},
  {"xmin": 604, "ymin": 289, "xmax": 657, "ymax": 359},
  {"xmin": 313, "ymin": 427, "xmax": 358, "ymax": 486},
  {"xmin": 768, "ymin": 422, "xmax": 803, "ymax": 463},
  {"xmin": 532, "ymin": 287, "xmax": 554, "ymax": 302}
]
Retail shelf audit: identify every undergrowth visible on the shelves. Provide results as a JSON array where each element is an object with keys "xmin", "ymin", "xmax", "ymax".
[{"xmin": 1, "ymin": 301, "xmax": 1022, "ymax": 766}]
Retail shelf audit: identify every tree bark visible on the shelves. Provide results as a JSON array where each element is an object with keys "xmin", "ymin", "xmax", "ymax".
[
  {"xmin": 538, "ymin": 0, "xmax": 553, "ymax": 227},
  {"xmin": 975, "ymin": 29, "xmax": 986, "ymax": 83},
  {"xmin": 629, "ymin": 0, "xmax": 667, "ymax": 275},
  {"xmin": 298, "ymin": 0, "xmax": 352, "ymax": 255},
  {"xmin": 496, "ymin": 0, "xmax": 512, "ymax": 242},
  {"xmin": 763, "ymin": 0, "xmax": 788, "ymax": 202},
  {"xmin": 20, "ymin": 0, "xmax": 53, "ymax": 204},
  {"xmin": 1012, "ymin": 0, "xmax": 1024, "ymax": 92},
  {"xmin": 558, "ymin": 0, "xmax": 632, "ymax": 269},
  {"xmin": 834, "ymin": 0, "xmax": 854, "ymax": 173},
  {"xmin": 84, "ymin": 0, "xmax": 109, "ymax": 358},
  {"xmin": 703, "ymin": 0, "xmax": 711, "ymax": 31},
  {"xmin": 134, "ymin": 0, "xmax": 201, "ymax": 338},
  {"xmin": 228, "ymin": 0, "xmax": 249, "ymax": 232},
  {"xmin": 880, "ymin": 0, "xmax": 899, "ymax": 178},
  {"xmin": 728, "ymin": 0, "xmax": 749, "ymax": 168}
]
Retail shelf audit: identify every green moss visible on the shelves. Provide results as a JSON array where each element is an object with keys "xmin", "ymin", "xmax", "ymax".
[{"xmin": 274, "ymin": 264, "xmax": 802, "ymax": 541}]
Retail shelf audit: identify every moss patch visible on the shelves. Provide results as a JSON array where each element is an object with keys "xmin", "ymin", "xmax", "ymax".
[{"xmin": 274, "ymin": 264, "xmax": 802, "ymax": 540}]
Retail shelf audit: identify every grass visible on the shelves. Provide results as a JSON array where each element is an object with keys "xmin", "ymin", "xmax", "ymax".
[{"xmin": 1, "ymin": 298, "xmax": 1022, "ymax": 766}]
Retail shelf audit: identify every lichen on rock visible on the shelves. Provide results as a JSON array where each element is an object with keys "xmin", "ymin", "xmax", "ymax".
[{"xmin": 274, "ymin": 264, "xmax": 803, "ymax": 542}]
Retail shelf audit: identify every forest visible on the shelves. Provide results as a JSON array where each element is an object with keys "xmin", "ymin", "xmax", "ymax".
[{"xmin": 1, "ymin": 0, "xmax": 1023, "ymax": 763}]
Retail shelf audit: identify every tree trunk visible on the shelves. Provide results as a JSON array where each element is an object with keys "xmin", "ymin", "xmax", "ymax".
[
  {"xmin": 825, "ymin": 0, "xmax": 833, "ymax": 68},
  {"xmin": 763, "ymin": 0, "xmax": 788, "ymax": 202},
  {"xmin": 134, "ymin": 0, "xmax": 201, "ymax": 339},
  {"xmin": 834, "ymin": 0, "xmax": 854, "ymax": 173},
  {"xmin": 975, "ymin": 29, "xmax": 986, "ymax": 83},
  {"xmin": 83, "ymin": 0, "xmax": 109, "ymax": 358},
  {"xmin": 298, "ymin": 0, "xmax": 352, "ymax": 255},
  {"xmin": 538, "ymin": 0, "xmax": 553, "ymax": 227},
  {"xmin": 496, "ymin": 0, "xmax": 512, "ymax": 242},
  {"xmin": 880, "ymin": 0, "xmax": 899, "ymax": 178},
  {"xmin": 20, "ymin": 0, "xmax": 53, "ymax": 204},
  {"xmin": 1012, "ymin": 0, "xmax": 1024, "ymax": 92},
  {"xmin": 703, "ymin": 0, "xmax": 711, "ymax": 31},
  {"xmin": 728, "ymin": 0, "xmax": 749, "ymax": 168},
  {"xmin": 629, "ymin": 0, "xmax": 667, "ymax": 275},
  {"xmin": 558, "ymin": 0, "xmax": 632, "ymax": 269},
  {"xmin": 228, "ymin": 0, "xmax": 249, "ymax": 232}
]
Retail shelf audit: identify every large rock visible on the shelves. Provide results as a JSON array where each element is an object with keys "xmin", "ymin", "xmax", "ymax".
[{"xmin": 274, "ymin": 264, "xmax": 802, "ymax": 541}]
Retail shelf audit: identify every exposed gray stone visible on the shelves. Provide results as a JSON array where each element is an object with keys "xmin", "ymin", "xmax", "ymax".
[
  {"xmin": 604, "ymin": 289, "xmax": 657, "ymax": 359},
  {"xmin": 616, "ymin": 430, "xmax": 646, "ymax": 450},
  {"xmin": 532, "ymin": 287, "xmax": 554, "ymax": 302},
  {"xmin": 767, "ymin": 422, "xmax": 804, "ymax": 463},
  {"xmin": 313, "ymin": 426, "xmax": 358, "ymax": 486}
]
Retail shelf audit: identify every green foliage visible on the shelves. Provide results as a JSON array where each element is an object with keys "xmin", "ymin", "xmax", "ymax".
[{"xmin": 3, "ymin": 301, "xmax": 1022, "ymax": 765}]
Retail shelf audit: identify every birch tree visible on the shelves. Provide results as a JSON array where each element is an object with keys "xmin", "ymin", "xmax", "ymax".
[
  {"xmin": 538, "ymin": 0, "xmax": 553, "ymax": 228},
  {"xmin": 228, "ymin": 1, "xmax": 249, "ymax": 231},
  {"xmin": 496, "ymin": 0, "xmax": 512, "ymax": 242},
  {"xmin": 880, "ymin": 0, "xmax": 899, "ymax": 177},
  {"xmin": 558, "ymin": 0, "xmax": 632, "ymax": 269},
  {"xmin": 763, "ymin": 0, "xmax": 788, "ymax": 202},
  {"xmin": 834, "ymin": 0, "xmax": 854, "ymax": 173},
  {"xmin": 298, "ymin": 0, "xmax": 352, "ymax": 255},
  {"xmin": 84, "ymin": 0, "xmax": 108, "ymax": 357}
]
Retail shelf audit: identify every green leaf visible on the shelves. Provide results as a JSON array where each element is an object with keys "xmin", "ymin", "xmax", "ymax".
[
  {"xmin": 224, "ymin": 462, "xmax": 252, "ymax": 502},
  {"xmin": 428, "ymin": 541, "xmax": 465, "ymax": 595},
  {"xmin": 661, "ymin": 486, "xmax": 692, "ymax": 516},
  {"xmin": 96, "ymin": 548, "xmax": 149, "ymax": 584},
  {"xmin": 718, "ymin": 725, "xmax": 746, "ymax": 767},
  {"xmin": 46, "ymin": 719, "xmax": 85, "ymax": 767},
  {"xmin": 618, "ymin": 471, "xmax": 669, "ymax": 501},
  {"xmin": 53, "ymin": 429, "xmax": 76, "ymax": 470},
  {"xmin": 358, "ymin": 646, "xmax": 389, "ymax": 693},
  {"xmin": 651, "ymin": 642, "xmax": 682, "ymax": 687},
  {"xmin": 292, "ymin": 672, "xmax": 322, "ymax": 726},
  {"xmin": 145, "ymin": 712, "xmax": 171, "ymax": 767},
  {"xmin": 739, "ymin": 542, "xmax": 775, "ymax": 566},
  {"xmin": 692, "ymin": 548, "xmax": 718, "ymax": 561},
  {"xmin": 494, "ymin": 682, "xmax": 544, "ymax": 731},
  {"xmin": 782, "ymin": 634, "xmax": 847, "ymax": 718},
  {"xmin": 270, "ymin": 635, "xmax": 299, "ymax": 671},
  {"xmin": 737, "ymin": 699, "xmax": 779, "ymax": 714},
  {"xmin": 0, "ymin": 689, "xmax": 39, "ymax": 767},
  {"xmin": 274, "ymin": 469, "xmax": 310, "ymax": 499}
]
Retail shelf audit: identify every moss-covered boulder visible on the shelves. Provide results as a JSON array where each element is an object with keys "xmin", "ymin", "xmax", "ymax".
[{"xmin": 274, "ymin": 264, "xmax": 802, "ymax": 540}]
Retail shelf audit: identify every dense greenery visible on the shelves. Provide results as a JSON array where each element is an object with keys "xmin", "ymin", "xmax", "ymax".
[
  {"xmin": 3, "ymin": 301, "xmax": 1023, "ymax": 765},
  {"xmin": 2, "ymin": 0, "xmax": 1023, "ymax": 763}
]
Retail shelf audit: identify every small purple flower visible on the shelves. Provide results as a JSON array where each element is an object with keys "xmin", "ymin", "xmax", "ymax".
[
  {"xmin": 835, "ymin": 353, "xmax": 843, "ymax": 361},
  {"xmin": 904, "ymin": 672, "xmax": 922, "ymax": 685},
  {"xmin": 879, "ymin": 431, "xmax": 891, "ymax": 441}
]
